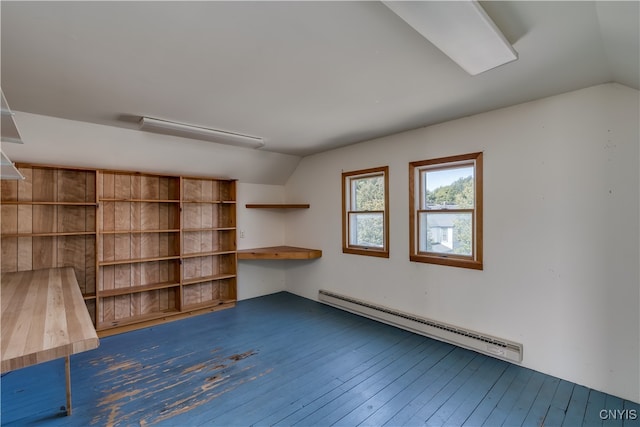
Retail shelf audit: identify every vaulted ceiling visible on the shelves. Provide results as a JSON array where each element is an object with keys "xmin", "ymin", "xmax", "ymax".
[{"xmin": 2, "ymin": 1, "xmax": 638, "ymax": 156}]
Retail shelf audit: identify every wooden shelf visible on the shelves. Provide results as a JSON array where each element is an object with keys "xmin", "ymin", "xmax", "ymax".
[
  {"xmin": 181, "ymin": 250, "xmax": 236, "ymax": 259},
  {"xmin": 99, "ymin": 198, "xmax": 180, "ymax": 203},
  {"xmin": 100, "ymin": 229, "xmax": 180, "ymax": 234},
  {"xmin": 182, "ymin": 299, "xmax": 236, "ymax": 311},
  {"xmin": 96, "ymin": 302, "xmax": 236, "ymax": 337},
  {"xmin": 99, "ymin": 281, "xmax": 180, "ymax": 298},
  {"xmin": 182, "ymin": 200, "xmax": 236, "ymax": 204},
  {"xmin": 1, "ymin": 231, "xmax": 96, "ymax": 237},
  {"xmin": 245, "ymin": 203, "xmax": 310, "ymax": 209},
  {"xmin": 0, "ymin": 201, "xmax": 97, "ymax": 206},
  {"xmin": 182, "ymin": 227, "xmax": 235, "ymax": 232},
  {"xmin": 182, "ymin": 273, "xmax": 237, "ymax": 286},
  {"xmin": 238, "ymin": 245, "xmax": 322, "ymax": 260},
  {"xmin": 96, "ymin": 309, "xmax": 181, "ymax": 331},
  {"xmin": 98, "ymin": 255, "xmax": 181, "ymax": 266}
]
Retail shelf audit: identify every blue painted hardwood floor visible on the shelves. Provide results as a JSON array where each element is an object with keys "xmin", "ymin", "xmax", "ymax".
[{"xmin": 1, "ymin": 292, "xmax": 638, "ymax": 426}]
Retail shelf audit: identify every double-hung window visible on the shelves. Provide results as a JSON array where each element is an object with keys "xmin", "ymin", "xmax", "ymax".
[
  {"xmin": 342, "ymin": 166, "xmax": 389, "ymax": 258},
  {"xmin": 409, "ymin": 152, "xmax": 483, "ymax": 269}
]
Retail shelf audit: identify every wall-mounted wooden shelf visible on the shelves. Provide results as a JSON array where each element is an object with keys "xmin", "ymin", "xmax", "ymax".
[
  {"xmin": 99, "ymin": 198, "xmax": 180, "ymax": 203},
  {"xmin": 238, "ymin": 245, "xmax": 322, "ymax": 260},
  {"xmin": 245, "ymin": 203, "xmax": 310, "ymax": 209}
]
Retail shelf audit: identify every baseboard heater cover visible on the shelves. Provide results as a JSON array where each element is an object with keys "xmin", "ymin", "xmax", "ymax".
[{"xmin": 318, "ymin": 289, "xmax": 523, "ymax": 363}]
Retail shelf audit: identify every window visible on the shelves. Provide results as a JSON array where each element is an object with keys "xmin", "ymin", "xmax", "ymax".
[
  {"xmin": 342, "ymin": 166, "xmax": 389, "ymax": 258},
  {"xmin": 409, "ymin": 152, "xmax": 483, "ymax": 269}
]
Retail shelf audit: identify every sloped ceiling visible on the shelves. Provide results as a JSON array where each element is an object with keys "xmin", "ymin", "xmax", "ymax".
[{"xmin": 1, "ymin": 1, "xmax": 638, "ymax": 156}]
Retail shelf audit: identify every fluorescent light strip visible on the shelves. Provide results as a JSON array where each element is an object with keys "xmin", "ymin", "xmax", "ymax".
[
  {"xmin": 382, "ymin": 0, "xmax": 517, "ymax": 76},
  {"xmin": 139, "ymin": 117, "xmax": 265, "ymax": 149}
]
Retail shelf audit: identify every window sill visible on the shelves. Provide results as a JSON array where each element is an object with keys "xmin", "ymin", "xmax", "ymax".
[
  {"xmin": 343, "ymin": 247, "xmax": 389, "ymax": 258},
  {"xmin": 410, "ymin": 254, "xmax": 483, "ymax": 270}
]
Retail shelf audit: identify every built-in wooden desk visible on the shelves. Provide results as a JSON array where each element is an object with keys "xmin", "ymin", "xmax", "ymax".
[
  {"xmin": 237, "ymin": 245, "xmax": 322, "ymax": 260},
  {"xmin": 1, "ymin": 267, "xmax": 99, "ymax": 415}
]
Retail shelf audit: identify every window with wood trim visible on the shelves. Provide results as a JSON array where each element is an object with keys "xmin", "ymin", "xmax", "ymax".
[
  {"xmin": 342, "ymin": 166, "xmax": 389, "ymax": 258},
  {"xmin": 410, "ymin": 152, "xmax": 483, "ymax": 269}
]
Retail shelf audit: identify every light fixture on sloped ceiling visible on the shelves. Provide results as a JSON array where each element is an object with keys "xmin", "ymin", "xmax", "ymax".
[
  {"xmin": 382, "ymin": 0, "xmax": 517, "ymax": 76},
  {"xmin": 139, "ymin": 117, "xmax": 265, "ymax": 149}
]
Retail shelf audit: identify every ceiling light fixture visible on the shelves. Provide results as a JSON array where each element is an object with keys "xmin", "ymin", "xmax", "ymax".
[
  {"xmin": 382, "ymin": 0, "xmax": 517, "ymax": 76},
  {"xmin": 139, "ymin": 117, "xmax": 265, "ymax": 149}
]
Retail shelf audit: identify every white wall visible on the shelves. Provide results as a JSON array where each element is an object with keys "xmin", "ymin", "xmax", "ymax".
[
  {"xmin": 283, "ymin": 83, "xmax": 640, "ymax": 403},
  {"xmin": 236, "ymin": 183, "xmax": 287, "ymax": 299}
]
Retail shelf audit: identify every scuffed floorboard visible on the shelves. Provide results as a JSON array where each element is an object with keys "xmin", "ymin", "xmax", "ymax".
[
  {"xmin": 1, "ymin": 292, "xmax": 639, "ymax": 426},
  {"xmin": 88, "ymin": 348, "xmax": 267, "ymax": 425}
]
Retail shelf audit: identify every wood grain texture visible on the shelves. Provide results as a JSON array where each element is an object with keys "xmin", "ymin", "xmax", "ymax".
[
  {"xmin": 1, "ymin": 237, "xmax": 19, "ymax": 272},
  {"xmin": 237, "ymin": 246, "xmax": 322, "ymax": 260},
  {"xmin": 17, "ymin": 167, "xmax": 33, "ymax": 201},
  {"xmin": 1, "ymin": 267, "xmax": 98, "ymax": 373},
  {"xmin": 33, "ymin": 205, "xmax": 55, "ymax": 234},
  {"xmin": 245, "ymin": 203, "xmax": 309, "ymax": 209},
  {"xmin": 32, "ymin": 168, "xmax": 55, "ymax": 202},
  {"xmin": 218, "ymin": 204, "xmax": 236, "ymax": 228},
  {"xmin": 182, "ymin": 278, "xmax": 236, "ymax": 308},
  {"xmin": 57, "ymin": 169, "xmax": 91, "ymax": 203},
  {"xmin": 1, "ymin": 179, "xmax": 18, "ymax": 201},
  {"xmin": 1, "ymin": 205, "xmax": 18, "ymax": 234},
  {"xmin": 17, "ymin": 205, "xmax": 32, "ymax": 234}
]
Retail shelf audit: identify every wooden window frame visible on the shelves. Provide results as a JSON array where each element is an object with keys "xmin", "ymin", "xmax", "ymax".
[
  {"xmin": 342, "ymin": 166, "xmax": 389, "ymax": 258},
  {"xmin": 409, "ymin": 152, "xmax": 483, "ymax": 270}
]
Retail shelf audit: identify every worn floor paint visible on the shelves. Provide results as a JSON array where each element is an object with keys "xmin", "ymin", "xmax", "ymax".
[{"xmin": 1, "ymin": 292, "xmax": 638, "ymax": 426}]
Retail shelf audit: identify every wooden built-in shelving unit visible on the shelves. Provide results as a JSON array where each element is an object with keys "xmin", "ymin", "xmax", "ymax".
[
  {"xmin": 1, "ymin": 163, "xmax": 237, "ymax": 335},
  {"xmin": 180, "ymin": 177, "xmax": 237, "ymax": 313},
  {"xmin": 96, "ymin": 171, "xmax": 182, "ymax": 331},
  {"xmin": 1, "ymin": 165, "xmax": 98, "ymax": 323}
]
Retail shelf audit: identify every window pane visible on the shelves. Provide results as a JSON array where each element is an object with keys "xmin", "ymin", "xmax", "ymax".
[
  {"xmin": 349, "ymin": 212, "xmax": 384, "ymax": 248},
  {"xmin": 419, "ymin": 212, "xmax": 473, "ymax": 256},
  {"xmin": 353, "ymin": 175, "xmax": 384, "ymax": 211},
  {"xmin": 423, "ymin": 166, "xmax": 474, "ymax": 209}
]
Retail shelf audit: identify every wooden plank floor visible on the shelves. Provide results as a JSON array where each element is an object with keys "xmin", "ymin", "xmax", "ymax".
[{"xmin": 1, "ymin": 292, "xmax": 638, "ymax": 426}]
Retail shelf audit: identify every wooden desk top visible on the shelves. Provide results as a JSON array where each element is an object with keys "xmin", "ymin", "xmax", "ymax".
[
  {"xmin": 1, "ymin": 267, "xmax": 99, "ymax": 373},
  {"xmin": 237, "ymin": 245, "xmax": 322, "ymax": 260}
]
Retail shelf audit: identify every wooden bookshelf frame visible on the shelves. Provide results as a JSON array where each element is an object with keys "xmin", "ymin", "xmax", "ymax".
[{"xmin": 1, "ymin": 163, "xmax": 238, "ymax": 335}]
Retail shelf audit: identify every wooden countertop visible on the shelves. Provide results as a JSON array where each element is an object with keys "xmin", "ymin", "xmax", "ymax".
[
  {"xmin": 237, "ymin": 246, "xmax": 322, "ymax": 260},
  {"xmin": 1, "ymin": 267, "xmax": 99, "ymax": 373}
]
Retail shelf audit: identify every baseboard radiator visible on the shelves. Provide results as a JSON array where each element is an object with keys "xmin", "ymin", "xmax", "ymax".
[{"xmin": 318, "ymin": 290, "xmax": 523, "ymax": 363}]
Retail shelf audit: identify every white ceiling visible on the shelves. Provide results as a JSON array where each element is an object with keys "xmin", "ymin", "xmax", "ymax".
[{"xmin": 1, "ymin": 1, "xmax": 638, "ymax": 157}]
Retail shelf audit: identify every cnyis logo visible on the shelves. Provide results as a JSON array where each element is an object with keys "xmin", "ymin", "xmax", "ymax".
[{"xmin": 599, "ymin": 409, "xmax": 638, "ymax": 420}]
